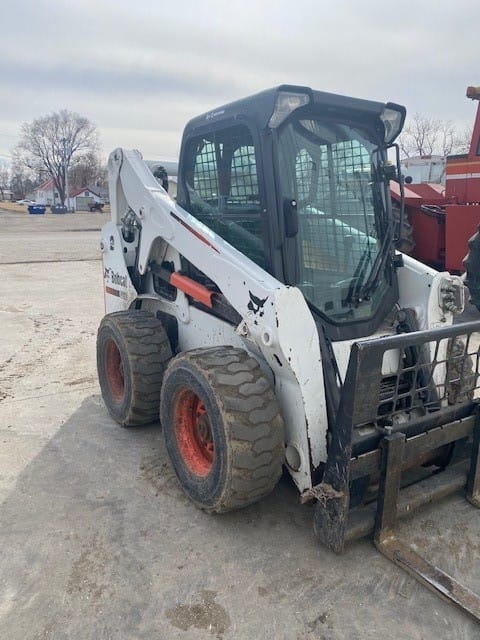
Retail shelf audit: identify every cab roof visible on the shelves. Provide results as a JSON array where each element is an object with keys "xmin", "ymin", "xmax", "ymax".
[{"xmin": 183, "ymin": 84, "xmax": 405, "ymax": 138}]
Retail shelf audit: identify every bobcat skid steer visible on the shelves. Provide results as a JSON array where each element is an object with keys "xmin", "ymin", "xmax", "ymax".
[{"xmin": 97, "ymin": 85, "xmax": 480, "ymax": 618}]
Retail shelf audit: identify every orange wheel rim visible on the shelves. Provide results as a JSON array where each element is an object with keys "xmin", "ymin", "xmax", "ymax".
[
  {"xmin": 173, "ymin": 389, "xmax": 214, "ymax": 477},
  {"xmin": 105, "ymin": 339, "xmax": 125, "ymax": 402}
]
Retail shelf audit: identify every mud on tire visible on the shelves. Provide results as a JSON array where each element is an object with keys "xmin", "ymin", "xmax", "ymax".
[
  {"xmin": 446, "ymin": 337, "xmax": 476, "ymax": 405},
  {"xmin": 160, "ymin": 347, "xmax": 285, "ymax": 513},
  {"xmin": 97, "ymin": 310, "xmax": 172, "ymax": 426}
]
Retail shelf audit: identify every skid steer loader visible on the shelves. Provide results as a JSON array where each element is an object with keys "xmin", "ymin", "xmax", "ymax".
[{"xmin": 97, "ymin": 85, "xmax": 480, "ymax": 618}]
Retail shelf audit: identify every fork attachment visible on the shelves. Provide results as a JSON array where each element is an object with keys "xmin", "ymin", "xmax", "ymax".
[
  {"xmin": 374, "ymin": 426, "xmax": 480, "ymax": 622},
  {"xmin": 312, "ymin": 320, "xmax": 480, "ymax": 621}
]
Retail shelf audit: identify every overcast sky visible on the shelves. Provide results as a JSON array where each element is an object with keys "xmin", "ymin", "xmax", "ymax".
[{"xmin": 1, "ymin": 0, "xmax": 479, "ymax": 164}]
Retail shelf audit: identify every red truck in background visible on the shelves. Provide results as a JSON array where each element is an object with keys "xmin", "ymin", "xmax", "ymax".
[{"xmin": 391, "ymin": 86, "xmax": 480, "ymax": 307}]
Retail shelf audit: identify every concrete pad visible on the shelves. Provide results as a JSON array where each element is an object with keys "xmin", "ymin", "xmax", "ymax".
[
  {"xmin": 0, "ymin": 210, "xmax": 103, "ymax": 263},
  {"xmin": 0, "ymin": 210, "xmax": 479, "ymax": 639}
]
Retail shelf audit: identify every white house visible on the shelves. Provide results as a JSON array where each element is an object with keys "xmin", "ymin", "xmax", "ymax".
[
  {"xmin": 68, "ymin": 187, "xmax": 103, "ymax": 211},
  {"xmin": 35, "ymin": 180, "xmax": 104, "ymax": 210},
  {"xmin": 35, "ymin": 179, "xmax": 57, "ymax": 205}
]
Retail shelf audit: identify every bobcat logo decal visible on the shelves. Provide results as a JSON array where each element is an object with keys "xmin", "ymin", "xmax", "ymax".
[{"xmin": 248, "ymin": 291, "xmax": 268, "ymax": 317}]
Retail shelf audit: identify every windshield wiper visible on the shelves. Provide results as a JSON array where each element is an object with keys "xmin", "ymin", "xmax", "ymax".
[
  {"xmin": 352, "ymin": 224, "xmax": 393, "ymax": 303},
  {"xmin": 347, "ymin": 154, "xmax": 394, "ymax": 305}
]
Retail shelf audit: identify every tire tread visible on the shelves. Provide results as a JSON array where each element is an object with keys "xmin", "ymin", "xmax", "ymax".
[
  {"xmin": 161, "ymin": 346, "xmax": 284, "ymax": 512},
  {"xmin": 97, "ymin": 310, "xmax": 172, "ymax": 426}
]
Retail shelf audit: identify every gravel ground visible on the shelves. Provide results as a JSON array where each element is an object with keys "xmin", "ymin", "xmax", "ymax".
[{"xmin": 0, "ymin": 208, "xmax": 479, "ymax": 640}]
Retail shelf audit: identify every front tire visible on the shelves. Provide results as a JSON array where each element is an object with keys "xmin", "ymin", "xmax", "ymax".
[
  {"xmin": 160, "ymin": 347, "xmax": 284, "ymax": 513},
  {"xmin": 97, "ymin": 310, "xmax": 172, "ymax": 426}
]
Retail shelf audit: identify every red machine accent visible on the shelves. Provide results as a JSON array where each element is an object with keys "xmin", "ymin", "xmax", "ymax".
[{"xmin": 170, "ymin": 272, "xmax": 214, "ymax": 308}]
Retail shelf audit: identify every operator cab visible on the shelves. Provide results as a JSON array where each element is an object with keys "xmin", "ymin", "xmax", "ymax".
[{"xmin": 177, "ymin": 85, "xmax": 405, "ymax": 341}]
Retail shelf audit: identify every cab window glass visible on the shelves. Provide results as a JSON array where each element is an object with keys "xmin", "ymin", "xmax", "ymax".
[
  {"xmin": 278, "ymin": 117, "xmax": 385, "ymax": 323},
  {"xmin": 184, "ymin": 125, "xmax": 266, "ymax": 268}
]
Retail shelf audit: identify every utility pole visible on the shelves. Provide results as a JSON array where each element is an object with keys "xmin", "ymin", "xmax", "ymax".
[{"xmin": 62, "ymin": 137, "xmax": 70, "ymax": 210}]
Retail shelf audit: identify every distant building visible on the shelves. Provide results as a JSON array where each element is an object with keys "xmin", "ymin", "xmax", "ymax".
[
  {"xmin": 35, "ymin": 179, "xmax": 57, "ymax": 205},
  {"xmin": 0, "ymin": 188, "xmax": 13, "ymax": 201},
  {"xmin": 68, "ymin": 187, "xmax": 103, "ymax": 211},
  {"xmin": 35, "ymin": 180, "xmax": 105, "ymax": 210}
]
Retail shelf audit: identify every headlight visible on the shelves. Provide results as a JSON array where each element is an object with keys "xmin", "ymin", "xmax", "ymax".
[
  {"xmin": 268, "ymin": 91, "xmax": 310, "ymax": 128},
  {"xmin": 380, "ymin": 104, "xmax": 406, "ymax": 144}
]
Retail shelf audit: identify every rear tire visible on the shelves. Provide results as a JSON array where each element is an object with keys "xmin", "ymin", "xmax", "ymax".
[
  {"xmin": 446, "ymin": 337, "xmax": 475, "ymax": 405},
  {"xmin": 97, "ymin": 310, "xmax": 172, "ymax": 426},
  {"xmin": 160, "ymin": 347, "xmax": 285, "ymax": 512}
]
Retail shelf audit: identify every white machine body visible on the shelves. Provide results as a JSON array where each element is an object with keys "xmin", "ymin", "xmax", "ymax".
[{"xmin": 101, "ymin": 148, "xmax": 463, "ymax": 494}]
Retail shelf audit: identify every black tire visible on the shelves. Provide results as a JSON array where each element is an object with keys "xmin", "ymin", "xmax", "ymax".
[
  {"xmin": 446, "ymin": 337, "xmax": 475, "ymax": 405},
  {"xmin": 392, "ymin": 201, "xmax": 415, "ymax": 254},
  {"xmin": 97, "ymin": 310, "xmax": 172, "ymax": 426},
  {"xmin": 463, "ymin": 226, "xmax": 480, "ymax": 311},
  {"xmin": 160, "ymin": 347, "xmax": 285, "ymax": 513}
]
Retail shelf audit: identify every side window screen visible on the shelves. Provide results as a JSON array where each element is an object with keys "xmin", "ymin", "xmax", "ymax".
[
  {"xmin": 295, "ymin": 149, "xmax": 314, "ymax": 202},
  {"xmin": 230, "ymin": 145, "xmax": 260, "ymax": 205},
  {"xmin": 193, "ymin": 141, "xmax": 218, "ymax": 201},
  {"xmin": 184, "ymin": 125, "xmax": 266, "ymax": 268}
]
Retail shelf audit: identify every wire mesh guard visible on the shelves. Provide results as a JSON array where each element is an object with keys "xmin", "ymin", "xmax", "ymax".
[
  {"xmin": 352, "ymin": 328, "xmax": 480, "ymax": 430},
  {"xmin": 192, "ymin": 129, "xmax": 260, "ymax": 209},
  {"xmin": 300, "ymin": 215, "xmax": 376, "ymax": 275},
  {"xmin": 189, "ymin": 127, "xmax": 265, "ymax": 267},
  {"xmin": 295, "ymin": 139, "xmax": 380, "ymax": 314},
  {"xmin": 193, "ymin": 141, "xmax": 217, "ymax": 202},
  {"xmin": 297, "ymin": 138, "xmax": 377, "ymax": 270}
]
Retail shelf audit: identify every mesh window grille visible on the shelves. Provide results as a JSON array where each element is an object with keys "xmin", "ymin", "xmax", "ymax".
[
  {"xmin": 185, "ymin": 125, "xmax": 266, "ymax": 268},
  {"xmin": 230, "ymin": 146, "xmax": 259, "ymax": 205},
  {"xmin": 193, "ymin": 141, "xmax": 218, "ymax": 202},
  {"xmin": 296, "ymin": 149, "xmax": 313, "ymax": 202},
  {"xmin": 297, "ymin": 142, "xmax": 376, "ymax": 278}
]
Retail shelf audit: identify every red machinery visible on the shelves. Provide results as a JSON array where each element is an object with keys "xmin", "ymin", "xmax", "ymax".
[{"xmin": 392, "ymin": 86, "xmax": 480, "ymax": 273}]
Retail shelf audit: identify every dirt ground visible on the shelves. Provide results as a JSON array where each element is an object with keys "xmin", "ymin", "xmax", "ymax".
[{"xmin": 0, "ymin": 208, "xmax": 480, "ymax": 640}]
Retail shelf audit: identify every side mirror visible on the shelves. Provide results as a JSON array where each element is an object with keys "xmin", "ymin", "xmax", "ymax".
[{"xmin": 284, "ymin": 198, "xmax": 299, "ymax": 238}]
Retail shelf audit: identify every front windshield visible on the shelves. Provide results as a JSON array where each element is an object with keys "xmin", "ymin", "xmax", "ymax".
[{"xmin": 278, "ymin": 116, "xmax": 390, "ymax": 324}]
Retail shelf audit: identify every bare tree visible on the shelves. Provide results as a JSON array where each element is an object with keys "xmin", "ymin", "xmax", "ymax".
[
  {"xmin": 14, "ymin": 110, "xmax": 99, "ymax": 206},
  {"xmin": 9, "ymin": 150, "xmax": 42, "ymax": 200},
  {"xmin": 68, "ymin": 150, "xmax": 106, "ymax": 189},
  {"xmin": 0, "ymin": 162, "xmax": 9, "ymax": 201},
  {"xmin": 454, "ymin": 126, "xmax": 474, "ymax": 155},
  {"xmin": 399, "ymin": 113, "xmax": 440, "ymax": 157},
  {"xmin": 399, "ymin": 112, "xmax": 472, "ymax": 158}
]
